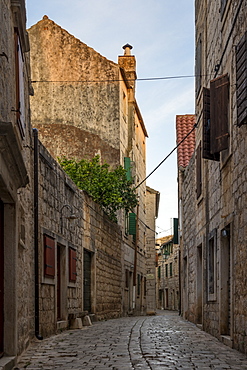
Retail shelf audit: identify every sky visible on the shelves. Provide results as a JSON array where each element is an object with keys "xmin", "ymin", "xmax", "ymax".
[{"xmin": 26, "ymin": 0, "xmax": 195, "ymax": 237}]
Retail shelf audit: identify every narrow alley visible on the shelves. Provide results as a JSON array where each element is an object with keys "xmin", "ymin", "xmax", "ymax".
[{"xmin": 13, "ymin": 311, "xmax": 247, "ymax": 370}]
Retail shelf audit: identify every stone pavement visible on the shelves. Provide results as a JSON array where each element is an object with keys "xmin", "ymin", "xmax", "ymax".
[{"xmin": 13, "ymin": 311, "xmax": 247, "ymax": 369}]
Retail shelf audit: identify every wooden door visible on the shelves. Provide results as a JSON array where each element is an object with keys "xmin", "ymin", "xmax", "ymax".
[
  {"xmin": 57, "ymin": 245, "xmax": 61, "ymax": 321},
  {"xmin": 83, "ymin": 250, "xmax": 91, "ymax": 313}
]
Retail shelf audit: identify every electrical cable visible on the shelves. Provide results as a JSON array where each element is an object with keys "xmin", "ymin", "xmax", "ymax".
[
  {"xmin": 30, "ymin": 73, "xmax": 214, "ymax": 84},
  {"xmin": 135, "ymin": 122, "xmax": 197, "ymax": 189}
]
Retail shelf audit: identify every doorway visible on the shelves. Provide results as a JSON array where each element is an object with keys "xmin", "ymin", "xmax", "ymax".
[
  {"xmin": 0, "ymin": 201, "xmax": 4, "ymax": 356},
  {"xmin": 57, "ymin": 245, "xmax": 61, "ymax": 321},
  {"xmin": 196, "ymin": 245, "xmax": 202, "ymax": 324},
  {"xmin": 220, "ymin": 225, "xmax": 231, "ymax": 336},
  {"xmin": 83, "ymin": 250, "xmax": 92, "ymax": 312}
]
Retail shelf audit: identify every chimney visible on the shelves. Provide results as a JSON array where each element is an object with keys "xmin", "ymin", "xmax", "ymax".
[{"xmin": 118, "ymin": 44, "xmax": 137, "ymax": 92}]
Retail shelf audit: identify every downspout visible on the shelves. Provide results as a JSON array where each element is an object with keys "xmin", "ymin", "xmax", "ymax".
[{"xmin": 33, "ymin": 128, "xmax": 43, "ymax": 340}]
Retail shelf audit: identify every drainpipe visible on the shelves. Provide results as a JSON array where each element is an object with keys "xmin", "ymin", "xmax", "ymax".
[{"xmin": 33, "ymin": 128, "xmax": 43, "ymax": 340}]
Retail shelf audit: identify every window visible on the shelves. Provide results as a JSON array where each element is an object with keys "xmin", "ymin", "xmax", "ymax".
[
  {"xmin": 124, "ymin": 157, "xmax": 132, "ymax": 181},
  {"xmin": 170, "ymin": 263, "xmax": 173, "ymax": 277},
  {"xmin": 236, "ymin": 31, "xmax": 247, "ymax": 127},
  {"xmin": 165, "ymin": 264, "xmax": 168, "ymax": 278},
  {"xmin": 44, "ymin": 235, "xmax": 55, "ymax": 278},
  {"xmin": 128, "ymin": 213, "xmax": 136, "ymax": 235},
  {"xmin": 196, "ymin": 142, "xmax": 202, "ymax": 198},
  {"xmin": 69, "ymin": 248, "xmax": 77, "ymax": 282},
  {"xmin": 144, "ymin": 277, "xmax": 146, "ymax": 297},
  {"xmin": 208, "ymin": 229, "xmax": 217, "ymax": 301},
  {"xmin": 14, "ymin": 29, "xmax": 26, "ymax": 138},
  {"xmin": 202, "ymin": 88, "xmax": 220, "ymax": 161},
  {"xmin": 202, "ymin": 74, "xmax": 229, "ymax": 160},
  {"xmin": 137, "ymin": 274, "xmax": 141, "ymax": 296},
  {"xmin": 158, "ymin": 266, "xmax": 161, "ymax": 279},
  {"xmin": 125, "ymin": 269, "xmax": 129, "ymax": 289}
]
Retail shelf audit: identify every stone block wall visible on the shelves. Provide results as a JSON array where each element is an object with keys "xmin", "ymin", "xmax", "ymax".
[{"xmin": 37, "ymin": 141, "xmax": 123, "ymax": 337}]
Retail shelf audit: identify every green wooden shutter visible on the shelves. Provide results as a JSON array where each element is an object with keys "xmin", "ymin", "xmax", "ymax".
[
  {"xmin": 128, "ymin": 213, "xmax": 136, "ymax": 235},
  {"xmin": 124, "ymin": 157, "xmax": 132, "ymax": 181}
]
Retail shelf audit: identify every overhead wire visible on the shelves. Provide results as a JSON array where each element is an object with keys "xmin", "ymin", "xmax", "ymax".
[{"xmin": 30, "ymin": 73, "xmax": 214, "ymax": 84}]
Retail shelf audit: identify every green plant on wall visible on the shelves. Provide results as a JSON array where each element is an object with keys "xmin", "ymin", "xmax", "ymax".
[{"xmin": 58, "ymin": 155, "xmax": 138, "ymax": 222}]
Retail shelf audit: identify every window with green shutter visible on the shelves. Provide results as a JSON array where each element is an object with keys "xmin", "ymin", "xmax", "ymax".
[
  {"xmin": 128, "ymin": 213, "xmax": 136, "ymax": 235},
  {"xmin": 124, "ymin": 157, "xmax": 132, "ymax": 181}
]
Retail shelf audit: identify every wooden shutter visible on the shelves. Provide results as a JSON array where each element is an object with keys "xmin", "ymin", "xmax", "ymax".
[
  {"xmin": 210, "ymin": 74, "xmax": 229, "ymax": 154},
  {"xmin": 124, "ymin": 157, "xmax": 132, "ymax": 181},
  {"xmin": 196, "ymin": 143, "xmax": 202, "ymax": 199},
  {"xmin": 236, "ymin": 31, "xmax": 247, "ymax": 127},
  {"xmin": 195, "ymin": 35, "xmax": 202, "ymax": 97},
  {"xmin": 173, "ymin": 218, "xmax": 179, "ymax": 244},
  {"xmin": 128, "ymin": 212, "xmax": 136, "ymax": 235},
  {"xmin": 69, "ymin": 248, "xmax": 77, "ymax": 282},
  {"xmin": 202, "ymin": 88, "xmax": 220, "ymax": 161},
  {"xmin": 44, "ymin": 235, "xmax": 55, "ymax": 278},
  {"xmin": 14, "ymin": 29, "xmax": 25, "ymax": 138}
]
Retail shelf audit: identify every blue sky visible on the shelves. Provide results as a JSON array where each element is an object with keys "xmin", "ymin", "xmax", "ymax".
[{"xmin": 26, "ymin": 0, "xmax": 195, "ymax": 236}]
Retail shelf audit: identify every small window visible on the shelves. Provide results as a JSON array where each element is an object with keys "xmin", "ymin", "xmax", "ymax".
[
  {"xmin": 124, "ymin": 157, "xmax": 132, "ymax": 181},
  {"xmin": 44, "ymin": 235, "xmax": 55, "ymax": 278},
  {"xmin": 195, "ymin": 34, "xmax": 202, "ymax": 97},
  {"xmin": 137, "ymin": 274, "xmax": 141, "ymax": 296},
  {"xmin": 165, "ymin": 264, "xmax": 168, "ymax": 278},
  {"xmin": 69, "ymin": 248, "xmax": 77, "ymax": 282},
  {"xmin": 170, "ymin": 263, "xmax": 173, "ymax": 277},
  {"xmin": 208, "ymin": 229, "xmax": 217, "ymax": 301},
  {"xmin": 125, "ymin": 269, "xmax": 129, "ymax": 289},
  {"xmin": 158, "ymin": 266, "xmax": 161, "ymax": 279}
]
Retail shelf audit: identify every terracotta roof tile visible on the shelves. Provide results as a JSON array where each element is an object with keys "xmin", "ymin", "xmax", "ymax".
[{"xmin": 176, "ymin": 114, "xmax": 196, "ymax": 168}]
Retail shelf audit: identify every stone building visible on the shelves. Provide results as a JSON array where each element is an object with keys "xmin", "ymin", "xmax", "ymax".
[
  {"xmin": 28, "ymin": 17, "xmax": 152, "ymax": 316},
  {"xmin": 0, "ymin": 3, "xmax": 158, "ymax": 366},
  {"xmin": 145, "ymin": 187, "xmax": 160, "ymax": 315},
  {"xmin": 156, "ymin": 236, "xmax": 180, "ymax": 311},
  {"xmin": 0, "ymin": 0, "xmax": 34, "ymax": 366},
  {"xmin": 178, "ymin": 1, "xmax": 247, "ymax": 354}
]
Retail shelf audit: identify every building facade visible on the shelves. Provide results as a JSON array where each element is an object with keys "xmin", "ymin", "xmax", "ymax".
[
  {"xmin": 178, "ymin": 1, "xmax": 247, "ymax": 354},
  {"xmin": 28, "ymin": 17, "xmax": 152, "ymax": 317},
  {"xmin": 156, "ymin": 236, "xmax": 180, "ymax": 311}
]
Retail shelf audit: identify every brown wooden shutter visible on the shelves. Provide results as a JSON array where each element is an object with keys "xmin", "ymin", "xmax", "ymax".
[
  {"xmin": 210, "ymin": 74, "xmax": 229, "ymax": 153},
  {"xmin": 69, "ymin": 248, "xmax": 77, "ymax": 282},
  {"xmin": 236, "ymin": 31, "xmax": 247, "ymax": 127},
  {"xmin": 195, "ymin": 35, "xmax": 202, "ymax": 97},
  {"xmin": 202, "ymin": 88, "xmax": 220, "ymax": 161},
  {"xmin": 196, "ymin": 143, "xmax": 202, "ymax": 199},
  {"xmin": 44, "ymin": 235, "xmax": 55, "ymax": 278}
]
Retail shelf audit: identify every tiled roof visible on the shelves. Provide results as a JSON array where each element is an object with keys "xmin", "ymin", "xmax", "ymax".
[{"xmin": 176, "ymin": 114, "xmax": 196, "ymax": 168}]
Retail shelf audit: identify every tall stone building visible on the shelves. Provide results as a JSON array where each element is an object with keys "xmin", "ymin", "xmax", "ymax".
[
  {"xmin": 178, "ymin": 1, "xmax": 247, "ymax": 354},
  {"xmin": 0, "ymin": 0, "xmax": 33, "ymax": 366},
  {"xmin": 28, "ymin": 17, "xmax": 155, "ymax": 316}
]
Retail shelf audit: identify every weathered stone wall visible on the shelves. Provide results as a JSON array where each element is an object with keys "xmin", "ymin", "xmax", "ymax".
[
  {"xmin": 180, "ymin": 0, "xmax": 247, "ymax": 354},
  {"xmin": 28, "ymin": 16, "xmax": 121, "ymax": 168},
  {"xmin": 38, "ymin": 141, "xmax": 123, "ymax": 337}
]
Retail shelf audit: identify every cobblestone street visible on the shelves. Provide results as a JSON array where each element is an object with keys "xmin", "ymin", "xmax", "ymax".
[{"xmin": 14, "ymin": 311, "xmax": 247, "ymax": 369}]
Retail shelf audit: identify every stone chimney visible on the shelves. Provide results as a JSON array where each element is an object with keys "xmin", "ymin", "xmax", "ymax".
[{"xmin": 118, "ymin": 44, "xmax": 137, "ymax": 93}]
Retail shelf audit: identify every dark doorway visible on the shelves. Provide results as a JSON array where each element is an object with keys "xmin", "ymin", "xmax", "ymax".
[
  {"xmin": 57, "ymin": 245, "xmax": 61, "ymax": 321},
  {"xmin": 83, "ymin": 250, "xmax": 92, "ymax": 312},
  {"xmin": 0, "ymin": 200, "xmax": 4, "ymax": 356}
]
